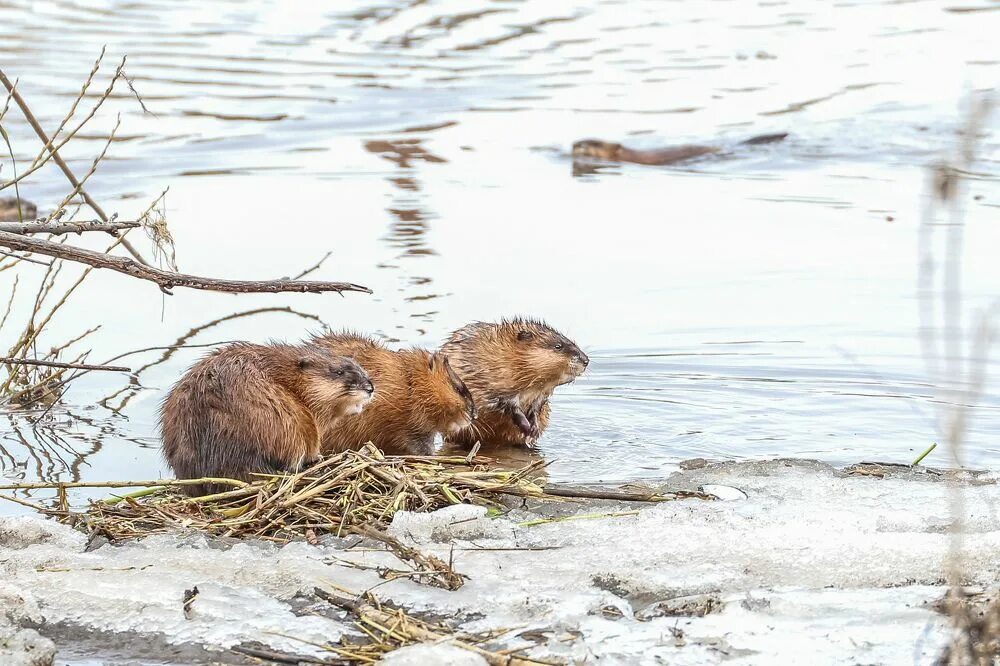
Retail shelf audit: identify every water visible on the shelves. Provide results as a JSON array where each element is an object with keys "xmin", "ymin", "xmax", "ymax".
[{"xmin": 1, "ymin": 0, "xmax": 999, "ymax": 502}]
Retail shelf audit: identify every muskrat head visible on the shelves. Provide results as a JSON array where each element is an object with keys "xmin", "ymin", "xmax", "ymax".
[
  {"xmin": 425, "ymin": 353, "xmax": 477, "ymax": 434},
  {"xmin": 501, "ymin": 319, "xmax": 589, "ymax": 395},
  {"xmin": 510, "ymin": 320, "xmax": 590, "ymax": 388},
  {"xmin": 572, "ymin": 139, "xmax": 622, "ymax": 161},
  {"xmin": 298, "ymin": 351, "xmax": 374, "ymax": 419}
]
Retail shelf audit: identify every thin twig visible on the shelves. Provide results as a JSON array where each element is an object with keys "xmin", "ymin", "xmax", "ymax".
[
  {"xmin": 0, "ymin": 65, "xmax": 149, "ymax": 264},
  {"xmin": 0, "ymin": 248, "xmax": 49, "ymax": 266}
]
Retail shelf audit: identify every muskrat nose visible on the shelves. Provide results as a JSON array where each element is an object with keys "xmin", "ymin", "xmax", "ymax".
[{"xmin": 577, "ymin": 351, "xmax": 590, "ymax": 368}]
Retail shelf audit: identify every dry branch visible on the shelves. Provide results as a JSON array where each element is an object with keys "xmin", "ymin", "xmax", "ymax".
[
  {"xmin": 0, "ymin": 229, "xmax": 370, "ymax": 295},
  {"xmin": 0, "ymin": 220, "xmax": 140, "ymax": 235},
  {"xmin": 0, "ymin": 67, "xmax": 149, "ymax": 265},
  {"xmin": 541, "ymin": 485, "xmax": 716, "ymax": 502},
  {"xmin": 350, "ymin": 524, "xmax": 466, "ymax": 591},
  {"xmin": 0, "ymin": 356, "xmax": 130, "ymax": 373}
]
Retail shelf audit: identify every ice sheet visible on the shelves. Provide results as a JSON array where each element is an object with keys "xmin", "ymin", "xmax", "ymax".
[{"xmin": 0, "ymin": 460, "xmax": 996, "ymax": 663}]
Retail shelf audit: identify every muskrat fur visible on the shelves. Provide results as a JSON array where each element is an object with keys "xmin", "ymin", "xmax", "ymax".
[
  {"xmin": 440, "ymin": 318, "xmax": 588, "ymax": 448},
  {"xmin": 312, "ymin": 331, "xmax": 476, "ymax": 455},
  {"xmin": 160, "ymin": 342, "xmax": 373, "ymax": 494},
  {"xmin": 572, "ymin": 132, "xmax": 788, "ymax": 166}
]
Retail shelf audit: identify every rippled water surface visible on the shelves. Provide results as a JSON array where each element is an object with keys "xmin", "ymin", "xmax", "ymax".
[{"xmin": 1, "ymin": 0, "xmax": 998, "ymax": 499}]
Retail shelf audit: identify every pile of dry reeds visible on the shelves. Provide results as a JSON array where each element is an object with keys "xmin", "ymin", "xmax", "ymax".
[
  {"xmin": 76, "ymin": 446, "xmax": 546, "ymax": 543},
  {"xmin": 63, "ymin": 446, "xmax": 546, "ymax": 589},
  {"xmin": 228, "ymin": 585, "xmax": 559, "ymax": 665}
]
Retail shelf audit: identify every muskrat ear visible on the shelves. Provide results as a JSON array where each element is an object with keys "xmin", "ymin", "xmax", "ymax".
[
  {"xmin": 298, "ymin": 358, "xmax": 312, "ymax": 370},
  {"xmin": 517, "ymin": 330, "xmax": 533, "ymax": 342}
]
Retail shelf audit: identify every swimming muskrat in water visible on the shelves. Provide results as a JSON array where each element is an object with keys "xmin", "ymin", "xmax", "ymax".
[
  {"xmin": 0, "ymin": 196, "xmax": 38, "ymax": 222},
  {"xmin": 160, "ymin": 343, "xmax": 373, "ymax": 495},
  {"xmin": 441, "ymin": 318, "xmax": 589, "ymax": 448},
  {"xmin": 312, "ymin": 331, "xmax": 477, "ymax": 455},
  {"xmin": 572, "ymin": 132, "xmax": 788, "ymax": 166}
]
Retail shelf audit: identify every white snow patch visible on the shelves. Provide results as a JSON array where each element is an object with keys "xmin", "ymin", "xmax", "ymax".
[
  {"xmin": 388, "ymin": 504, "xmax": 514, "ymax": 544},
  {"xmin": 380, "ymin": 642, "xmax": 488, "ymax": 665}
]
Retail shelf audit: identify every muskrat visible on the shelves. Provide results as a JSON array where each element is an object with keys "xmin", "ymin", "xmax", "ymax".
[
  {"xmin": 571, "ymin": 132, "xmax": 788, "ymax": 166},
  {"xmin": 312, "ymin": 331, "xmax": 476, "ymax": 455},
  {"xmin": 440, "ymin": 318, "xmax": 589, "ymax": 448},
  {"xmin": 0, "ymin": 197, "xmax": 38, "ymax": 222},
  {"xmin": 160, "ymin": 342, "xmax": 374, "ymax": 494}
]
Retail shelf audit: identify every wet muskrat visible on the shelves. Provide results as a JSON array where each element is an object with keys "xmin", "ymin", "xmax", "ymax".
[
  {"xmin": 160, "ymin": 343, "xmax": 373, "ymax": 494},
  {"xmin": 0, "ymin": 197, "xmax": 38, "ymax": 222},
  {"xmin": 441, "ymin": 318, "xmax": 588, "ymax": 448},
  {"xmin": 312, "ymin": 331, "xmax": 476, "ymax": 455},
  {"xmin": 572, "ymin": 132, "xmax": 788, "ymax": 166}
]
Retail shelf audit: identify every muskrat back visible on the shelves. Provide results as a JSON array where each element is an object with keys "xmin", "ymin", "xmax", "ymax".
[
  {"xmin": 572, "ymin": 132, "xmax": 787, "ymax": 166},
  {"xmin": 160, "ymin": 342, "xmax": 373, "ymax": 494}
]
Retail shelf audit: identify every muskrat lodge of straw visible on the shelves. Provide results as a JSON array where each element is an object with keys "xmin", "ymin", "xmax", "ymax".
[{"xmin": 159, "ymin": 318, "xmax": 587, "ymax": 485}]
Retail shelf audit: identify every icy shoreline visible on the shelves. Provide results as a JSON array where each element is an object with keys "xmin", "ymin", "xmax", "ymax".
[{"xmin": 2, "ymin": 459, "xmax": 997, "ymax": 664}]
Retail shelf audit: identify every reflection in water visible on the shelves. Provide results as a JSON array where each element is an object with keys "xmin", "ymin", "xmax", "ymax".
[
  {"xmin": 364, "ymin": 136, "xmax": 450, "ymax": 335},
  {"xmin": 0, "ymin": 406, "xmax": 154, "ymax": 511},
  {"xmin": 440, "ymin": 439, "xmax": 549, "ymax": 485},
  {"xmin": 364, "ymin": 139, "xmax": 447, "ymax": 168}
]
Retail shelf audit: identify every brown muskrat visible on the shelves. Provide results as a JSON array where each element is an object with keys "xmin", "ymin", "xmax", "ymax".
[
  {"xmin": 440, "ymin": 318, "xmax": 588, "ymax": 448},
  {"xmin": 160, "ymin": 342, "xmax": 373, "ymax": 495},
  {"xmin": 0, "ymin": 196, "xmax": 38, "ymax": 222},
  {"xmin": 312, "ymin": 331, "xmax": 476, "ymax": 455},
  {"xmin": 572, "ymin": 132, "xmax": 788, "ymax": 166}
]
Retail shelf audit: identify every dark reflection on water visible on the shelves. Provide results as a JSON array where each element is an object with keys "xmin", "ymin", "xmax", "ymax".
[
  {"xmin": 364, "ymin": 137, "xmax": 445, "ymax": 332},
  {"xmin": 0, "ymin": 0, "xmax": 998, "ymax": 506}
]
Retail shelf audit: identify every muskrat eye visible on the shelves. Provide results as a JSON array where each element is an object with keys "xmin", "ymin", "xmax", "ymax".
[
  {"xmin": 336, "ymin": 370, "xmax": 345, "ymax": 377},
  {"xmin": 554, "ymin": 343, "xmax": 564, "ymax": 351}
]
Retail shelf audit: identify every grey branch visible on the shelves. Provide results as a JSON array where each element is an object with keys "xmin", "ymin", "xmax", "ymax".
[
  {"xmin": 0, "ymin": 220, "xmax": 141, "ymax": 235},
  {"xmin": 0, "ymin": 356, "xmax": 131, "ymax": 372},
  {"xmin": 0, "ymin": 229, "xmax": 371, "ymax": 296}
]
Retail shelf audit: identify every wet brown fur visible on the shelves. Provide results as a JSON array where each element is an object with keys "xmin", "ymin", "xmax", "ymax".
[
  {"xmin": 572, "ymin": 133, "xmax": 787, "ymax": 166},
  {"xmin": 441, "ymin": 318, "xmax": 588, "ymax": 448},
  {"xmin": 312, "ymin": 331, "xmax": 476, "ymax": 455},
  {"xmin": 160, "ymin": 342, "xmax": 373, "ymax": 494}
]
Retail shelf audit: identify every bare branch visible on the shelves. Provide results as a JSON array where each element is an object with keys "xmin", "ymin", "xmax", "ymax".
[
  {"xmin": 0, "ymin": 229, "xmax": 371, "ymax": 295},
  {"xmin": 0, "ymin": 356, "xmax": 130, "ymax": 373},
  {"xmin": 0, "ymin": 220, "xmax": 140, "ymax": 235},
  {"xmin": 290, "ymin": 251, "xmax": 332, "ymax": 280}
]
